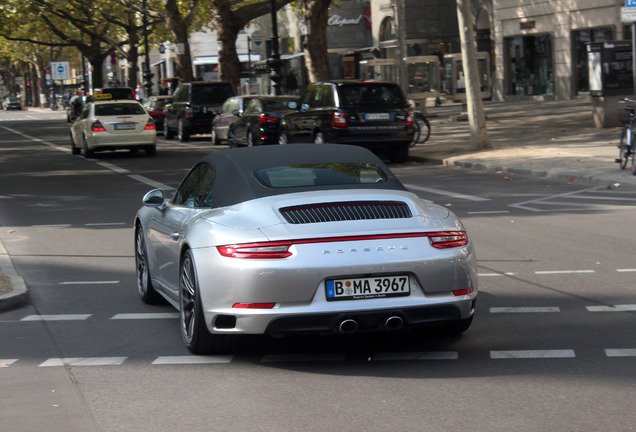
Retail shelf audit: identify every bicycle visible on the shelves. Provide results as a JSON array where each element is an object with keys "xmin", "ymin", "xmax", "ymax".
[
  {"xmin": 410, "ymin": 111, "xmax": 431, "ymax": 147},
  {"xmin": 617, "ymin": 98, "xmax": 636, "ymax": 175}
]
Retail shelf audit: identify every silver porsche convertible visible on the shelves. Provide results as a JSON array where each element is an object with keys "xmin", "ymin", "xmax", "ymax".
[{"xmin": 134, "ymin": 145, "xmax": 478, "ymax": 354}]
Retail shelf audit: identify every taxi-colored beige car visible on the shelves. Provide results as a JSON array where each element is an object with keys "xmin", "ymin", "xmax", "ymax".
[{"xmin": 70, "ymin": 98, "xmax": 156, "ymax": 158}]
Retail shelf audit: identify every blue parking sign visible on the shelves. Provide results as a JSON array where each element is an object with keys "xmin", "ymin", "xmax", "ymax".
[{"xmin": 628, "ymin": 0, "xmax": 636, "ymax": 7}]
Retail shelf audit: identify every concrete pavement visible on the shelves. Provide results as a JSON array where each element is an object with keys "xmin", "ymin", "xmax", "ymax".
[{"xmin": 1, "ymin": 96, "xmax": 634, "ymax": 310}]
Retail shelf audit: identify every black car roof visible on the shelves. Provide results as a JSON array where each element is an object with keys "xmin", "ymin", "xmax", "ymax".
[{"xmin": 193, "ymin": 145, "xmax": 407, "ymax": 208}]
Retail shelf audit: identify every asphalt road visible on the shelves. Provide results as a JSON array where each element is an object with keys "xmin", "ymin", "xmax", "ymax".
[{"xmin": 1, "ymin": 108, "xmax": 636, "ymax": 431}]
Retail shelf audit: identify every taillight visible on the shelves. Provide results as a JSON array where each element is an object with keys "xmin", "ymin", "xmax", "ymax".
[
  {"xmin": 144, "ymin": 118, "xmax": 155, "ymax": 130},
  {"xmin": 258, "ymin": 114, "xmax": 278, "ymax": 124},
  {"xmin": 92, "ymin": 120, "xmax": 106, "ymax": 132},
  {"xmin": 428, "ymin": 232, "xmax": 469, "ymax": 249},
  {"xmin": 217, "ymin": 232, "xmax": 468, "ymax": 259},
  {"xmin": 406, "ymin": 109, "xmax": 414, "ymax": 127},
  {"xmin": 217, "ymin": 241, "xmax": 293, "ymax": 259},
  {"xmin": 332, "ymin": 111, "xmax": 348, "ymax": 128},
  {"xmin": 150, "ymin": 110, "xmax": 163, "ymax": 116}
]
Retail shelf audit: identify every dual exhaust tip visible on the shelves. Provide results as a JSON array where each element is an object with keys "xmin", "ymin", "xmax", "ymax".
[{"xmin": 338, "ymin": 315, "xmax": 404, "ymax": 334}]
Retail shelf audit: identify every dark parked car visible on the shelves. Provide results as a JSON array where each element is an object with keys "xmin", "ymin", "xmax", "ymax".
[
  {"xmin": 163, "ymin": 82, "xmax": 234, "ymax": 142},
  {"xmin": 278, "ymin": 80, "xmax": 414, "ymax": 162},
  {"xmin": 211, "ymin": 95, "xmax": 255, "ymax": 145},
  {"xmin": 144, "ymin": 96, "xmax": 172, "ymax": 134},
  {"xmin": 3, "ymin": 97, "xmax": 22, "ymax": 110},
  {"xmin": 228, "ymin": 96, "xmax": 300, "ymax": 147}
]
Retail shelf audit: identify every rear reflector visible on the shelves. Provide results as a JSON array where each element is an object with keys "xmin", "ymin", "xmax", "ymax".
[
  {"xmin": 453, "ymin": 288, "xmax": 473, "ymax": 296},
  {"xmin": 233, "ymin": 303, "xmax": 276, "ymax": 309}
]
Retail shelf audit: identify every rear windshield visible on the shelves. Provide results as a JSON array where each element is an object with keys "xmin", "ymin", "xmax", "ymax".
[
  {"xmin": 261, "ymin": 99, "xmax": 297, "ymax": 111},
  {"xmin": 339, "ymin": 84, "xmax": 406, "ymax": 107},
  {"xmin": 192, "ymin": 85, "xmax": 234, "ymax": 105},
  {"xmin": 254, "ymin": 163, "xmax": 388, "ymax": 188},
  {"xmin": 95, "ymin": 103, "xmax": 146, "ymax": 116}
]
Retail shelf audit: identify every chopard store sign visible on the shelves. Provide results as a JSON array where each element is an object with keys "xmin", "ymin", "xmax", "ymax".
[{"xmin": 328, "ymin": 14, "xmax": 363, "ymax": 26}]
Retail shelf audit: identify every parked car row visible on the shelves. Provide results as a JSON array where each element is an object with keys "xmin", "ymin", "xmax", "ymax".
[{"xmin": 67, "ymin": 80, "xmax": 414, "ymax": 162}]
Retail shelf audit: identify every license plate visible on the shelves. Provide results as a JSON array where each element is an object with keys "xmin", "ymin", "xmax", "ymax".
[
  {"xmin": 364, "ymin": 113, "xmax": 390, "ymax": 121},
  {"xmin": 114, "ymin": 123, "xmax": 136, "ymax": 130},
  {"xmin": 326, "ymin": 275, "xmax": 409, "ymax": 301}
]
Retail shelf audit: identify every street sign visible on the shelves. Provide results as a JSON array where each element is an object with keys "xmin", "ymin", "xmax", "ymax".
[
  {"xmin": 50, "ymin": 61, "xmax": 70, "ymax": 81},
  {"xmin": 250, "ymin": 31, "xmax": 266, "ymax": 57},
  {"xmin": 627, "ymin": 0, "xmax": 636, "ymax": 7}
]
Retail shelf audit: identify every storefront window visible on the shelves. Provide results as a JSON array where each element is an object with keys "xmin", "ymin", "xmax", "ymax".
[
  {"xmin": 505, "ymin": 34, "xmax": 553, "ymax": 96},
  {"xmin": 572, "ymin": 27, "xmax": 614, "ymax": 93}
]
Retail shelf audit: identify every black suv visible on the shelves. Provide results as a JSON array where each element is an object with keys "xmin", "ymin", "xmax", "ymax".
[
  {"xmin": 278, "ymin": 80, "xmax": 414, "ymax": 162},
  {"xmin": 163, "ymin": 82, "xmax": 234, "ymax": 141}
]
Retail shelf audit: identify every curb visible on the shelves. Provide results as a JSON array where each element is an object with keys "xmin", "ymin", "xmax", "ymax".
[{"xmin": 0, "ymin": 237, "xmax": 28, "ymax": 311}]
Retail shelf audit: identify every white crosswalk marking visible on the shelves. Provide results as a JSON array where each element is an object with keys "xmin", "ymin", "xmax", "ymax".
[
  {"xmin": 20, "ymin": 314, "xmax": 91, "ymax": 321},
  {"xmin": 490, "ymin": 307, "xmax": 560, "ymax": 313},
  {"xmin": 111, "ymin": 313, "xmax": 179, "ymax": 320},
  {"xmin": 39, "ymin": 357, "xmax": 127, "ymax": 367},
  {"xmin": 152, "ymin": 356, "xmax": 233, "ymax": 365},
  {"xmin": 491, "ymin": 350, "xmax": 575, "ymax": 359},
  {"xmin": 0, "ymin": 359, "xmax": 18, "ymax": 367},
  {"xmin": 374, "ymin": 352, "xmax": 458, "ymax": 361}
]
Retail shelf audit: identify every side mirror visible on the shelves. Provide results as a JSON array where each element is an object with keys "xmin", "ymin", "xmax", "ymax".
[{"xmin": 142, "ymin": 189, "xmax": 166, "ymax": 209}]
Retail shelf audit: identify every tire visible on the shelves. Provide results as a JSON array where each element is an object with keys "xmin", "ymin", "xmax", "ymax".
[
  {"xmin": 418, "ymin": 116, "xmax": 431, "ymax": 143},
  {"xmin": 83, "ymin": 136, "xmax": 94, "ymax": 158},
  {"xmin": 211, "ymin": 127, "xmax": 220, "ymax": 145},
  {"xmin": 135, "ymin": 226, "xmax": 162, "ymax": 304},
  {"xmin": 179, "ymin": 250, "xmax": 233, "ymax": 354},
  {"xmin": 313, "ymin": 131, "xmax": 325, "ymax": 144},
  {"xmin": 619, "ymin": 127, "xmax": 631, "ymax": 170},
  {"xmin": 227, "ymin": 130, "xmax": 237, "ymax": 148},
  {"xmin": 178, "ymin": 119, "xmax": 190, "ymax": 142},
  {"xmin": 278, "ymin": 129, "xmax": 289, "ymax": 145},
  {"xmin": 247, "ymin": 130, "xmax": 255, "ymax": 147},
  {"xmin": 70, "ymin": 133, "xmax": 81, "ymax": 155},
  {"xmin": 389, "ymin": 145, "xmax": 409, "ymax": 163},
  {"xmin": 164, "ymin": 120, "xmax": 175, "ymax": 139},
  {"xmin": 145, "ymin": 145, "xmax": 156, "ymax": 156}
]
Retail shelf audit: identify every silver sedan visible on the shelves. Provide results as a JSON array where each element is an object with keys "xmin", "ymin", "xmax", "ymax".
[
  {"xmin": 134, "ymin": 145, "xmax": 478, "ymax": 354},
  {"xmin": 70, "ymin": 99, "xmax": 156, "ymax": 157}
]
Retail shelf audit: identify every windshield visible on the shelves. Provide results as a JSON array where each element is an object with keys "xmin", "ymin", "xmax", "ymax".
[
  {"xmin": 192, "ymin": 86, "xmax": 234, "ymax": 105},
  {"xmin": 339, "ymin": 84, "xmax": 406, "ymax": 106},
  {"xmin": 254, "ymin": 163, "xmax": 388, "ymax": 188},
  {"xmin": 95, "ymin": 103, "xmax": 146, "ymax": 116}
]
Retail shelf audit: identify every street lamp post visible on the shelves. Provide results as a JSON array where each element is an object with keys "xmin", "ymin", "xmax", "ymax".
[
  {"xmin": 268, "ymin": 0, "xmax": 283, "ymax": 95},
  {"xmin": 142, "ymin": 0, "xmax": 154, "ymax": 98}
]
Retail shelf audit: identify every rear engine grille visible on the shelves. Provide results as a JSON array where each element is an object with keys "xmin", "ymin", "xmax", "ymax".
[{"xmin": 280, "ymin": 201, "xmax": 412, "ymax": 224}]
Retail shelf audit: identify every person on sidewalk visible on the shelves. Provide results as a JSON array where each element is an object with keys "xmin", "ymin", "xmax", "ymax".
[{"xmin": 135, "ymin": 84, "xmax": 145, "ymax": 104}]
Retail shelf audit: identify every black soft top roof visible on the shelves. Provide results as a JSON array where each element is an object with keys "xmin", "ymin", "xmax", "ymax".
[{"xmin": 189, "ymin": 145, "xmax": 407, "ymax": 208}]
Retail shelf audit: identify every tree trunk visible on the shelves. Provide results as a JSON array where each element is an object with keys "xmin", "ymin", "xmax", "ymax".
[
  {"xmin": 303, "ymin": 0, "xmax": 332, "ymax": 82},
  {"xmin": 456, "ymin": 0, "xmax": 491, "ymax": 150},
  {"xmin": 165, "ymin": 0, "xmax": 194, "ymax": 82},
  {"xmin": 215, "ymin": 2, "xmax": 242, "ymax": 92}
]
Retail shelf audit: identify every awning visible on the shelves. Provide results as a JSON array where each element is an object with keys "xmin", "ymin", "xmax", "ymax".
[
  {"xmin": 193, "ymin": 54, "xmax": 262, "ymax": 65},
  {"xmin": 150, "ymin": 59, "xmax": 166, "ymax": 67}
]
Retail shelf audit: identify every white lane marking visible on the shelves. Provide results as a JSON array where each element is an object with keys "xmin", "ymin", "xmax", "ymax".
[
  {"xmin": 374, "ymin": 352, "xmax": 458, "ymax": 361},
  {"xmin": 509, "ymin": 188, "xmax": 601, "ymax": 212},
  {"xmin": 0, "ymin": 359, "xmax": 18, "ymax": 367},
  {"xmin": 95, "ymin": 161, "xmax": 130, "ymax": 173},
  {"xmin": 404, "ymin": 184, "xmax": 490, "ymax": 201},
  {"xmin": 21, "ymin": 314, "xmax": 91, "ymax": 321},
  {"xmin": 587, "ymin": 304, "xmax": 636, "ymax": 312},
  {"xmin": 260, "ymin": 353, "xmax": 346, "ymax": 363},
  {"xmin": 535, "ymin": 270, "xmax": 595, "ymax": 275},
  {"xmin": 152, "ymin": 356, "xmax": 233, "ymax": 365},
  {"xmin": 490, "ymin": 307, "xmax": 560, "ymax": 313},
  {"xmin": 31, "ymin": 224, "xmax": 71, "ymax": 228},
  {"xmin": 58, "ymin": 281, "xmax": 119, "ymax": 285},
  {"xmin": 491, "ymin": 350, "xmax": 575, "ymax": 359},
  {"xmin": 606, "ymin": 349, "xmax": 636, "ymax": 357},
  {"xmin": 127, "ymin": 174, "xmax": 175, "ymax": 191},
  {"xmin": 479, "ymin": 272, "xmax": 516, "ymax": 277},
  {"xmin": 39, "ymin": 357, "xmax": 127, "ymax": 367},
  {"xmin": 617, "ymin": 269, "xmax": 636, "ymax": 272},
  {"xmin": 84, "ymin": 222, "xmax": 127, "ymax": 227},
  {"xmin": 0, "ymin": 124, "xmax": 174, "ymax": 191},
  {"xmin": 111, "ymin": 313, "xmax": 179, "ymax": 320}
]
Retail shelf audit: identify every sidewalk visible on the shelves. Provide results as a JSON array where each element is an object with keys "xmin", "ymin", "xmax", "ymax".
[
  {"xmin": 409, "ymin": 96, "xmax": 636, "ymax": 186},
  {"xmin": 0, "ymin": 97, "xmax": 633, "ymax": 310}
]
